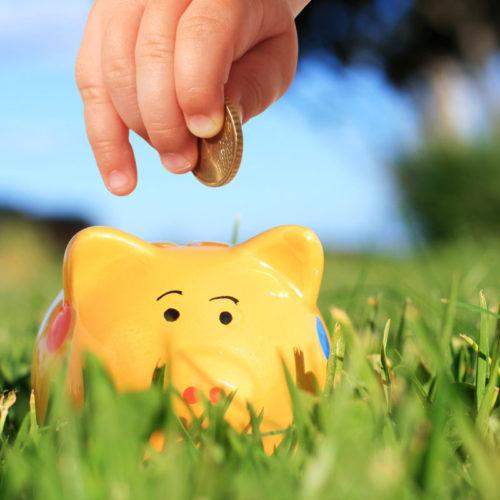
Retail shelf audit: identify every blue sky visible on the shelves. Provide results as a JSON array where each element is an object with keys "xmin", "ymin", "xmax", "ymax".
[{"xmin": 0, "ymin": 0, "xmax": 421, "ymax": 250}]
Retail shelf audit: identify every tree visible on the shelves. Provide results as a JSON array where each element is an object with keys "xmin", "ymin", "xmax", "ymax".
[{"xmin": 297, "ymin": 0, "xmax": 500, "ymax": 86}]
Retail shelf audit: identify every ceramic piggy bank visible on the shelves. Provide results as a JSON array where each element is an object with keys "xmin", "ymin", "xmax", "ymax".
[{"xmin": 32, "ymin": 225, "xmax": 330, "ymax": 441}]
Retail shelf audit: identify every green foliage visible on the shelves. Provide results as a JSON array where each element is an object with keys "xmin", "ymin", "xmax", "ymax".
[
  {"xmin": 396, "ymin": 139, "xmax": 500, "ymax": 243},
  {"xmin": 1, "ymin": 222, "xmax": 500, "ymax": 499}
]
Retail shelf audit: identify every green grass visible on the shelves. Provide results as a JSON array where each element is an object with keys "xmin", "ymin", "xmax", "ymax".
[{"xmin": 1, "ymin": 219, "xmax": 499, "ymax": 499}]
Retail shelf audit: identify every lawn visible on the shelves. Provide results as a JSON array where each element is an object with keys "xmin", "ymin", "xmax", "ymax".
[{"xmin": 0, "ymin": 218, "xmax": 499, "ymax": 499}]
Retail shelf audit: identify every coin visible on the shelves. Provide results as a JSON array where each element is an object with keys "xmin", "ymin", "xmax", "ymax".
[{"xmin": 193, "ymin": 99, "xmax": 243, "ymax": 187}]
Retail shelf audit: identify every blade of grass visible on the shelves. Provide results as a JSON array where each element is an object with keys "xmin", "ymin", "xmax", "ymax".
[
  {"xmin": 459, "ymin": 334, "xmax": 500, "ymax": 377},
  {"xmin": 0, "ymin": 391, "xmax": 16, "ymax": 436},
  {"xmin": 440, "ymin": 273, "xmax": 459, "ymax": 373},
  {"xmin": 366, "ymin": 294, "xmax": 380, "ymax": 335},
  {"xmin": 380, "ymin": 319, "xmax": 392, "ymax": 414},
  {"xmin": 246, "ymin": 403, "xmax": 264, "ymax": 449},
  {"xmin": 323, "ymin": 323, "xmax": 345, "ymax": 397},
  {"xmin": 28, "ymin": 389, "xmax": 39, "ymax": 444},
  {"xmin": 476, "ymin": 306, "xmax": 500, "ymax": 438},
  {"xmin": 395, "ymin": 298, "xmax": 408, "ymax": 353},
  {"xmin": 475, "ymin": 291, "xmax": 490, "ymax": 412},
  {"xmin": 150, "ymin": 364, "xmax": 166, "ymax": 390},
  {"xmin": 230, "ymin": 215, "xmax": 240, "ymax": 245},
  {"xmin": 282, "ymin": 359, "xmax": 316, "ymax": 452},
  {"xmin": 445, "ymin": 300, "xmax": 500, "ymax": 319}
]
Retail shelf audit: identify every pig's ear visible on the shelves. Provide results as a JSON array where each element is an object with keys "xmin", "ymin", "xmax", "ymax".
[
  {"xmin": 63, "ymin": 227, "xmax": 156, "ymax": 303},
  {"xmin": 238, "ymin": 225, "xmax": 324, "ymax": 307}
]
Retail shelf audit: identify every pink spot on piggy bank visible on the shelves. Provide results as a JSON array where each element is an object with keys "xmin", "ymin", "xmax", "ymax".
[{"xmin": 47, "ymin": 303, "xmax": 72, "ymax": 352}]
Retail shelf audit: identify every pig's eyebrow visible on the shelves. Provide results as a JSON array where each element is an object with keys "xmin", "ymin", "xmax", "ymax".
[
  {"xmin": 156, "ymin": 290, "xmax": 183, "ymax": 301},
  {"xmin": 209, "ymin": 295, "xmax": 239, "ymax": 304}
]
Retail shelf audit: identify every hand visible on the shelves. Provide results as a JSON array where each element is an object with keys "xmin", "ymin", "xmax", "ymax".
[{"xmin": 76, "ymin": 0, "xmax": 308, "ymax": 195}]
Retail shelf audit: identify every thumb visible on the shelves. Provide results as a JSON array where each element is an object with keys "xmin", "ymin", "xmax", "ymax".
[{"xmin": 225, "ymin": 28, "xmax": 298, "ymax": 123}]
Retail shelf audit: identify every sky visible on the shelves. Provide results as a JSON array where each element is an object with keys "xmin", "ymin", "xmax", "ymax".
[{"xmin": 0, "ymin": 0, "xmax": 422, "ymax": 250}]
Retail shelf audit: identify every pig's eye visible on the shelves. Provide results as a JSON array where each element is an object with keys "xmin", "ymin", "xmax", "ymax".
[
  {"xmin": 164, "ymin": 308, "xmax": 180, "ymax": 322},
  {"xmin": 219, "ymin": 311, "xmax": 232, "ymax": 325}
]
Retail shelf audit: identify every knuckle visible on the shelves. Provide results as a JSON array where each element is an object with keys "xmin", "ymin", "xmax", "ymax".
[
  {"xmin": 239, "ymin": 73, "xmax": 267, "ymax": 112},
  {"xmin": 103, "ymin": 57, "xmax": 136, "ymax": 93},
  {"xmin": 179, "ymin": 84, "xmax": 212, "ymax": 104},
  {"xmin": 179, "ymin": 14, "xmax": 233, "ymax": 42},
  {"xmin": 89, "ymin": 137, "xmax": 120, "ymax": 164},
  {"xmin": 117, "ymin": 0, "xmax": 144, "ymax": 8},
  {"xmin": 260, "ymin": 0, "xmax": 293, "ymax": 35},
  {"xmin": 78, "ymin": 81, "xmax": 110, "ymax": 105},
  {"xmin": 146, "ymin": 121, "xmax": 186, "ymax": 145},
  {"xmin": 75, "ymin": 59, "xmax": 89, "ymax": 89},
  {"xmin": 137, "ymin": 31, "xmax": 174, "ymax": 64}
]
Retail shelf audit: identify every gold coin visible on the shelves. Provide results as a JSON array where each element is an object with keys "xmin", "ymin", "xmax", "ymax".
[{"xmin": 193, "ymin": 100, "xmax": 243, "ymax": 187}]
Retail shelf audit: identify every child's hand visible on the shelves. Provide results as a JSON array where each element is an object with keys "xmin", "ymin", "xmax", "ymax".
[{"xmin": 76, "ymin": 0, "xmax": 307, "ymax": 195}]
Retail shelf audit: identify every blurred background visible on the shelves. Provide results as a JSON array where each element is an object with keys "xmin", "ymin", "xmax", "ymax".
[
  {"xmin": 2, "ymin": 2, "xmax": 500, "ymax": 487},
  {"xmin": 1, "ymin": 0, "xmax": 500, "ymax": 253}
]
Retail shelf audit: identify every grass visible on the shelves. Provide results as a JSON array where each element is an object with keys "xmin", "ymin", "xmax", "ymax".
[{"xmin": 0, "ymin": 218, "xmax": 499, "ymax": 499}]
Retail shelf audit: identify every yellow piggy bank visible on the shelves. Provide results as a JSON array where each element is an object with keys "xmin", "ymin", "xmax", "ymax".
[{"xmin": 32, "ymin": 225, "xmax": 329, "ymax": 443}]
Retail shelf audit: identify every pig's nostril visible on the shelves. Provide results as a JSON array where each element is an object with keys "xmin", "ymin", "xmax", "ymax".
[
  {"xmin": 209, "ymin": 387, "xmax": 223, "ymax": 404},
  {"xmin": 182, "ymin": 386, "xmax": 198, "ymax": 404}
]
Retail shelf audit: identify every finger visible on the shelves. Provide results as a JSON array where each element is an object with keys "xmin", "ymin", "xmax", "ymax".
[
  {"xmin": 289, "ymin": 0, "xmax": 311, "ymax": 17},
  {"xmin": 135, "ymin": 0, "xmax": 197, "ymax": 174},
  {"xmin": 225, "ymin": 29, "xmax": 298, "ymax": 123},
  {"xmin": 102, "ymin": 0, "xmax": 148, "ymax": 140},
  {"xmin": 76, "ymin": 2, "xmax": 137, "ymax": 195},
  {"xmin": 175, "ymin": 0, "xmax": 283, "ymax": 138}
]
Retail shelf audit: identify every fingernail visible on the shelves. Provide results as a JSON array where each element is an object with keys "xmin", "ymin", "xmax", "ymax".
[
  {"xmin": 161, "ymin": 153, "xmax": 192, "ymax": 174},
  {"xmin": 107, "ymin": 170, "xmax": 129, "ymax": 193},
  {"xmin": 187, "ymin": 114, "xmax": 223, "ymax": 138}
]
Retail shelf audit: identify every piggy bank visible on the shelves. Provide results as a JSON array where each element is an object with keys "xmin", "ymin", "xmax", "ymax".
[{"xmin": 32, "ymin": 225, "xmax": 330, "ymax": 443}]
